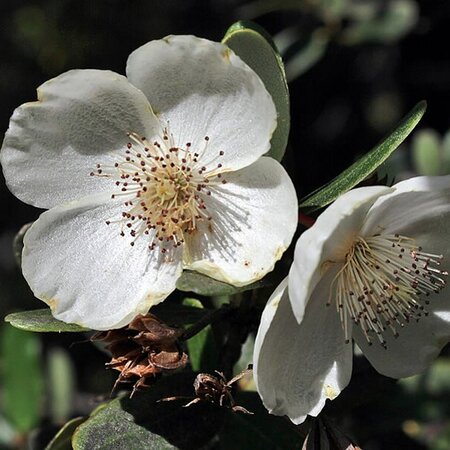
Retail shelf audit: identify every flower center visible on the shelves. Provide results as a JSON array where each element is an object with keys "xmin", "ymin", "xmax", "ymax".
[
  {"xmin": 91, "ymin": 129, "xmax": 226, "ymax": 251},
  {"xmin": 328, "ymin": 233, "xmax": 448, "ymax": 348}
]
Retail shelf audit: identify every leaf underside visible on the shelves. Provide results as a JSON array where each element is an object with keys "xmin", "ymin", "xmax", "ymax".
[{"xmin": 299, "ymin": 100, "xmax": 427, "ymax": 212}]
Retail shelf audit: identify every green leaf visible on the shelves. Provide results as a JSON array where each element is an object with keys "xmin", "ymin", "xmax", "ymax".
[
  {"xmin": 442, "ymin": 130, "xmax": 450, "ymax": 173},
  {"xmin": 152, "ymin": 301, "xmax": 212, "ymax": 325},
  {"xmin": 412, "ymin": 128, "xmax": 442, "ymax": 176},
  {"xmin": 48, "ymin": 348, "xmax": 76, "ymax": 423},
  {"xmin": 222, "ymin": 21, "xmax": 290, "ymax": 161},
  {"xmin": 342, "ymin": 0, "xmax": 418, "ymax": 45},
  {"xmin": 183, "ymin": 299, "xmax": 218, "ymax": 372},
  {"xmin": 5, "ymin": 309, "xmax": 89, "ymax": 333},
  {"xmin": 282, "ymin": 29, "xmax": 329, "ymax": 81},
  {"xmin": 1, "ymin": 325, "xmax": 44, "ymax": 432},
  {"xmin": 299, "ymin": 100, "xmax": 427, "ymax": 212},
  {"xmin": 72, "ymin": 373, "xmax": 225, "ymax": 450},
  {"xmin": 45, "ymin": 417, "xmax": 86, "ymax": 450},
  {"xmin": 176, "ymin": 270, "xmax": 267, "ymax": 296}
]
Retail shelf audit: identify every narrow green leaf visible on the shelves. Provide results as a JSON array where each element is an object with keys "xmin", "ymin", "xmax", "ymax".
[
  {"xmin": 48, "ymin": 348, "xmax": 76, "ymax": 423},
  {"xmin": 412, "ymin": 128, "xmax": 442, "ymax": 176},
  {"xmin": 176, "ymin": 270, "xmax": 267, "ymax": 296},
  {"xmin": 283, "ymin": 29, "xmax": 329, "ymax": 81},
  {"xmin": 299, "ymin": 100, "xmax": 427, "ymax": 212},
  {"xmin": 342, "ymin": 0, "xmax": 418, "ymax": 45},
  {"xmin": 222, "ymin": 21, "xmax": 290, "ymax": 161},
  {"xmin": 5, "ymin": 309, "xmax": 89, "ymax": 333},
  {"xmin": 1, "ymin": 325, "xmax": 44, "ymax": 432},
  {"xmin": 72, "ymin": 373, "xmax": 224, "ymax": 450},
  {"xmin": 45, "ymin": 417, "xmax": 86, "ymax": 450},
  {"xmin": 183, "ymin": 298, "xmax": 218, "ymax": 372}
]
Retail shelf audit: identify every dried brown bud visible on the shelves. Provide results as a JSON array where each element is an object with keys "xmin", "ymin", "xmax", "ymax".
[{"xmin": 92, "ymin": 313, "xmax": 188, "ymax": 396}]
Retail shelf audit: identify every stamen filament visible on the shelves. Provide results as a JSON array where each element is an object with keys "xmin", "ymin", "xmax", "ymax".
[
  {"xmin": 328, "ymin": 234, "xmax": 447, "ymax": 348},
  {"xmin": 91, "ymin": 128, "xmax": 226, "ymax": 251}
]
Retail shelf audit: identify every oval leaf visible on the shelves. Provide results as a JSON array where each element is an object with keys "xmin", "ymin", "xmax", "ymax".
[
  {"xmin": 176, "ymin": 270, "xmax": 266, "ymax": 296},
  {"xmin": 1, "ymin": 325, "xmax": 44, "ymax": 432},
  {"xmin": 412, "ymin": 128, "xmax": 442, "ymax": 176},
  {"xmin": 48, "ymin": 348, "xmax": 76, "ymax": 423},
  {"xmin": 5, "ymin": 309, "xmax": 88, "ymax": 333},
  {"xmin": 45, "ymin": 417, "xmax": 87, "ymax": 450},
  {"xmin": 222, "ymin": 21, "xmax": 290, "ymax": 161},
  {"xmin": 299, "ymin": 100, "xmax": 427, "ymax": 212},
  {"xmin": 72, "ymin": 373, "xmax": 225, "ymax": 450}
]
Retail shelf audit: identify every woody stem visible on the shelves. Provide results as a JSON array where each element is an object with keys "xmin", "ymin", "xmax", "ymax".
[{"xmin": 181, "ymin": 304, "xmax": 232, "ymax": 341}]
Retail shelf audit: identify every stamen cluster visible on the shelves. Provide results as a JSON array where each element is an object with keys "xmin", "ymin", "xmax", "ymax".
[
  {"xmin": 329, "ymin": 233, "xmax": 448, "ymax": 347},
  {"xmin": 91, "ymin": 129, "xmax": 227, "ymax": 250}
]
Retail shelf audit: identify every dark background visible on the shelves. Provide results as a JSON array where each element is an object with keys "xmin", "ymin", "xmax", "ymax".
[{"xmin": 0, "ymin": 1, "xmax": 449, "ymax": 449}]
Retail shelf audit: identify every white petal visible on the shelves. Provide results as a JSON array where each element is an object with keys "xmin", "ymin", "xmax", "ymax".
[
  {"xmin": 22, "ymin": 193, "xmax": 182, "ymax": 330},
  {"xmin": 1, "ymin": 70, "xmax": 160, "ymax": 209},
  {"xmin": 183, "ymin": 157, "xmax": 297, "ymax": 286},
  {"xmin": 362, "ymin": 175, "xmax": 450, "ymax": 236},
  {"xmin": 355, "ymin": 179, "xmax": 450, "ymax": 377},
  {"xmin": 126, "ymin": 35, "xmax": 276, "ymax": 172},
  {"xmin": 254, "ymin": 273, "xmax": 353, "ymax": 424},
  {"xmin": 289, "ymin": 186, "xmax": 392, "ymax": 323},
  {"xmin": 353, "ymin": 305, "xmax": 450, "ymax": 378}
]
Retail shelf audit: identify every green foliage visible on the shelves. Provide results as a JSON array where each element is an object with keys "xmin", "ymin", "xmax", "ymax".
[
  {"xmin": 183, "ymin": 298, "xmax": 218, "ymax": 372},
  {"xmin": 299, "ymin": 100, "xmax": 427, "ymax": 212},
  {"xmin": 281, "ymin": 29, "xmax": 330, "ymax": 81},
  {"xmin": 5, "ymin": 309, "xmax": 88, "ymax": 333},
  {"xmin": 222, "ymin": 21, "xmax": 290, "ymax": 161},
  {"xmin": 48, "ymin": 348, "xmax": 76, "ymax": 423},
  {"xmin": 342, "ymin": 0, "xmax": 418, "ymax": 44},
  {"xmin": 1, "ymin": 325, "xmax": 44, "ymax": 432},
  {"xmin": 45, "ymin": 417, "xmax": 87, "ymax": 450},
  {"xmin": 152, "ymin": 301, "xmax": 212, "ymax": 325},
  {"xmin": 398, "ymin": 358, "xmax": 450, "ymax": 449},
  {"xmin": 411, "ymin": 128, "xmax": 450, "ymax": 176},
  {"xmin": 176, "ymin": 270, "xmax": 268, "ymax": 296},
  {"xmin": 72, "ymin": 373, "xmax": 225, "ymax": 450},
  {"xmin": 412, "ymin": 129, "xmax": 442, "ymax": 176}
]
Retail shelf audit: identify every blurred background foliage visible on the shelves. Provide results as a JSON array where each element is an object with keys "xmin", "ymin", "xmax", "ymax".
[{"xmin": 0, "ymin": 0, "xmax": 449, "ymax": 448}]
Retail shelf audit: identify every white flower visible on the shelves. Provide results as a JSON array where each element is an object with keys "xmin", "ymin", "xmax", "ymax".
[
  {"xmin": 253, "ymin": 176, "xmax": 450, "ymax": 424},
  {"xmin": 1, "ymin": 35, "xmax": 298, "ymax": 330}
]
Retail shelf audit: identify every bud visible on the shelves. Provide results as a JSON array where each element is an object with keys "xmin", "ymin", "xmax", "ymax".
[{"xmin": 92, "ymin": 313, "xmax": 188, "ymax": 396}]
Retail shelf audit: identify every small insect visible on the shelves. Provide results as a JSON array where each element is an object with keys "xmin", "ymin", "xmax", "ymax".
[{"xmin": 161, "ymin": 366, "xmax": 253, "ymax": 414}]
